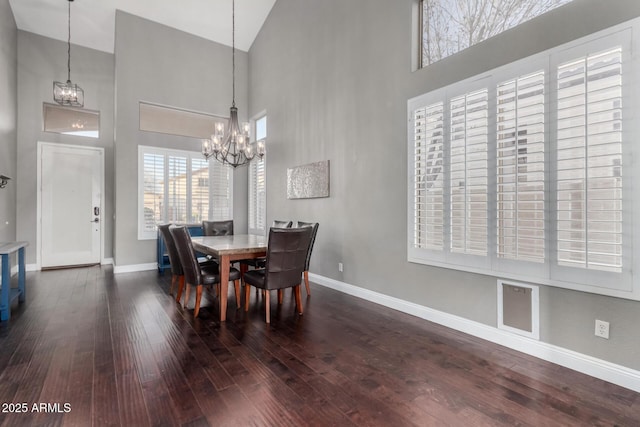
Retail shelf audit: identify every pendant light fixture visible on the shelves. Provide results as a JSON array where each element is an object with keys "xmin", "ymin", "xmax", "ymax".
[
  {"xmin": 202, "ymin": 0, "xmax": 265, "ymax": 167},
  {"xmin": 53, "ymin": 0, "xmax": 84, "ymax": 107}
]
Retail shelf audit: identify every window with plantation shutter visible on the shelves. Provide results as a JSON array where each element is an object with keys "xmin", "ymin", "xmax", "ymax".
[
  {"xmin": 142, "ymin": 153, "xmax": 164, "ymax": 234},
  {"xmin": 450, "ymin": 89, "xmax": 488, "ymax": 256},
  {"xmin": 249, "ymin": 115, "xmax": 267, "ymax": 235},
  {"xmin": 496, "ymin": 71, "xmax": 545, "ymax": 263},
  {"xmin": 409, "ymin": 20, "xmax": 640, "ymax": 299},
  {"xmin": 167, "ymin": 156, "xmax": 188, "ymax": 223},
  {"xmin": 191, "ymin": 158, "xmax": 210, "ymax": 224},
  {"xmin": 138, "ymin": 146, "xmax": 233, "ymax": 239},
  {"xmin": 412, "ymin": 102, "xmax": 444, "ymax": 250},
  {"xmin": 556, "ymin": 48, "xmax": 622, "ymax": 273},
  {"xmin": 210, "ymin": 160, "xmax": 233, "ymax": 221}
]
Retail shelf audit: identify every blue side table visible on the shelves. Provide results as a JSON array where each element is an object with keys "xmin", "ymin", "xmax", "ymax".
[{"xmin": 0, "ymin": 241, "xmax": 28, "ymax": 321}]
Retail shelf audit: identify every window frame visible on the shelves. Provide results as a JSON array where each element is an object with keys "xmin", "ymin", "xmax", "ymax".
[
  {"xmin": 137, "ymin": 145, "xmax": 234, "ymax": 240},
  {"xmin": 248, "ymin": 113, "xmax": 267, "ymax": 236},
  {"xmin": 408, "ymin": 19, "xmax": 640, "ymax": 300}
]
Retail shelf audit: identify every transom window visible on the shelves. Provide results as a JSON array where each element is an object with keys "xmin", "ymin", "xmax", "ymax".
[{"xmin": 419, "ymin": 0, "xmax": 574, "ymax": 67}]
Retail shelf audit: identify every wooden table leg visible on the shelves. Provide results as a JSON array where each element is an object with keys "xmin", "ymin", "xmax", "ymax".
[{"xmin": 219, "ymin": 254, "xmax": 230, "ymax": 321}]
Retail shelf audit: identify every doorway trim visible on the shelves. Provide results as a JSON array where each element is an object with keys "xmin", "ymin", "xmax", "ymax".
[{"xmin": 36, "ymin": 142, "xmax": 105, "ymax": 270}]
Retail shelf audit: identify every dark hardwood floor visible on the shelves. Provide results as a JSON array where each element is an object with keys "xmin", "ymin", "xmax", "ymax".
[{"xmin": 0, "ymin": 266, "xmax": 638, "ymax": 426}]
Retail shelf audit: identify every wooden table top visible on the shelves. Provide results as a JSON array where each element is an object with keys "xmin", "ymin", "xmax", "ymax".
[{"xmin": 191, "ymin": 234, "xmax": 267, "ymax": 256}]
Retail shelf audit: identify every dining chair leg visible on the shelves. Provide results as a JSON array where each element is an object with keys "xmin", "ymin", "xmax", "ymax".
[
  {"xmin": 244, "ymin": 284, "xmax": 251, "ymax": 311},
  {"xmin": 183, "ymin": 283, "xmax": 191, "ymax": 309},
  {"xmin": 303, "ymin": 270, "xmax": 311, "ymax": 296},
  {"xmin": 265, "ymin": 290, "xmax": 271, "ymax": 323},
  {"xmin": 194, "ymin": 285, "xmax": 203, "ymax": 317},
  {"xmin": 234, "ymin": 280, "xmax": 241, "ymax": 308},
  {"xmin": 240, "ymin": 263, "xmax": 248, "ymax": 284},
  {"xmin": 294, "ymin": 285, "xmax": 303, "ymax": 315},
  {"xmin": 169, "ymin": 274, "xmax": 177, "ymax": 296},
  {"xmin": 176, "ymin": 276, "xmax": 185, "ymax": 303},
  {"xmin": 277, "ymin": 289, "xmax": 283, "ymax": 304}
]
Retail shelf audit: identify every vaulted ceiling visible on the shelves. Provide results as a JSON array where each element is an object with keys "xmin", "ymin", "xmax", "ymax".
[{"xmin": 9, "ymin": 0, "xmax": 277, "ymax": 53}]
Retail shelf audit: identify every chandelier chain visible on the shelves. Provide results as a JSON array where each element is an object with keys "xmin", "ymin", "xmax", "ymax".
[
  {"xmin": 67, "ymin": 0, "xmax": 71, "ymax": 82},
  {"xmin": 232, "ymin": 0, "xmax": 235, "ymax": 108}
]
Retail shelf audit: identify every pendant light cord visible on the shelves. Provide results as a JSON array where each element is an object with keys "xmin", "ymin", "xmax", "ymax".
[
  {"xmin": 232, "ymin": 0, "xmax": 235, "ymax": 108},
  {"xmin": 67, "ymin": 0, "xmax": 71, "ymax": 82}
]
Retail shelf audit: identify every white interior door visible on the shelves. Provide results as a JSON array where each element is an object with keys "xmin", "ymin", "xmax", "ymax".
[{"xmin": 40, "ymin": 144, "xmax": 102, "ymax": 268}]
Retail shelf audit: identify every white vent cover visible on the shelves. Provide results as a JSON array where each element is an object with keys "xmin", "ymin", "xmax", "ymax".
[{"xmin": 497, "ymin": 280, "xmax": 539, "ymax": 340}]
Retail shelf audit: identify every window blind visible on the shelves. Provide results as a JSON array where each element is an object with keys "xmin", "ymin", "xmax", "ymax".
[
  {"xmin": 496, "ymin": 71, "xmax": 545, "ymax": 263},
  {"xmin": 413, "ymin": 102, "xmax": 444, "ymax": 250},
  {"xmin": 408, "ymin": 19, "xmax": 638, "ymax": 298},
  {"xmin": 167, "ymin": 156, "xmax": 188, "ymax": 223},
  {"xmin": 191, "ymin": 158, "xmax": 209, "ymax": 223},
  {"xmin": 210, "ymin": 163, "xmax": 232, "ymax": 221},
  {"xmin": 142, "ymin": 153, "xmax": 164, "ymax": 233},
  {"xmin": 556, "ymin": 47, "xmax": 623, "ymax": 272},
  {"xmin": 249, "ymin": 115, "xmax": 267, "ymax": 234},
  {"xmin": 450, "ymin": 89, "xmax": 488, "ymax": 255},
  {"xmin": 138, "ymin": 146, "xmax": 233, "ymax": 240},
  {"xmin": 249, "ymin": 156, "xmax": 266, "ymax": 232}
]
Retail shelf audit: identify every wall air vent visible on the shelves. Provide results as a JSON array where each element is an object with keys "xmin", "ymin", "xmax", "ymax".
[{"xmin": 497, "ymin": 280, "xmax": 539, "ymax": 340}]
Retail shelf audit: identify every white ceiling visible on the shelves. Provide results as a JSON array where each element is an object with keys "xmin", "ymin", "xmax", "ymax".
[{"xmin": 9, "ymin": 0, "xmax": 277, "ymax": 53}]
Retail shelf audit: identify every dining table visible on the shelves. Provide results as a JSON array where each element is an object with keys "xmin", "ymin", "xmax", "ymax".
[{"xmin": 190, "ymin": 234, "xmax": 267, "ymax": 321}]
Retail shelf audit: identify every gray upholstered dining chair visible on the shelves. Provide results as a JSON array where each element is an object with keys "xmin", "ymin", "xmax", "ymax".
[
  {"xmin": 272, "ymin": 220, "xmax": 293, "ymax": 228},
  {"xmin": 239, "ymin": 220, "xmax": 293, "ymax": 272},
  {"xmin": 202, "ymin": 219, "xmax": 234, "ymax": 236},
  {"xmin": 294, "ymin": 221, "xmax": 319, "ymax": 296},
  {"xmin": 170, "ymin": 225, "xmax": 242, "ymax": 318},
  {"xmin": 243, "ymin": 226, "xmax": 313, "ymax": 323},
  {"xmin": 158, "ymin": 223, "xmax": 217, "ymax": 302}
]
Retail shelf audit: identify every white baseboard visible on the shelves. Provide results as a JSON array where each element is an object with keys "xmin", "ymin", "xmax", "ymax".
[
  {"xmin": 309, "ymin": 273, "xmax": 640, "ymax": 393},
  {"xmin": 101, "ymin": 258, "xmax": 114, "ymax": 266},
  {"xmin": 26, "ymin": 264, "xmax": 38, "ymax": 272},
  {"xmin": 113, "ymin": 262, "xmax": 157, "ymax": 274}
]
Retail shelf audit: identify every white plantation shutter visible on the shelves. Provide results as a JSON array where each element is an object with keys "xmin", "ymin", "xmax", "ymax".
[
  {"xmin": 413, "ymin": 102, "xmax": 444, "ymax": 250},
  {"xmin": 249, "ymin": 157, "xmax": 266, "ymax": 232},
  {"xmin": 138, "ymin": 146, "xmax": 233, "ymax": 239},
  {"xmin": 210, "ymin": 162, "xmax": 233, "ymax": 220},
  {"xmin": 249, "ymin": 115, "xmax": 267, "ymax": 235},
  {"xmin": 167, "ymin": 155, "xmax": 188, "ymax": 223},
  {"xmin": 409, "ymin": 22, "xmax": 638, "ymax": 298},
  {"xmin": 449, "ymin": 89, "xmax": 488, "ymax": 255},
  {"xmin": 142, "ymin": 153, "xmax": 164, "ymax": 233},
  {"xmin": 496, "ymin": 71, "xmax": 545, "ymax": 263},
  {"xmin": 556, "ymin": 47, "xmax": 623, "ymax": 272},
  {"xmin": 190, "ymin": 158, "xmax": 209, "ymax": 223}
]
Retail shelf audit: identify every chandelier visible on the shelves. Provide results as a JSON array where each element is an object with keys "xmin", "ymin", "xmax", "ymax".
[
  {"xmin": 202, "ymin": 0, "xmax": 265, "ymax": 168},
  {"xmin": 53, "ymin": 0, "xmax": 84, "ymax": 107}
]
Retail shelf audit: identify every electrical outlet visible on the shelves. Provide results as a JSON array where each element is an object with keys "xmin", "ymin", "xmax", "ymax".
[
  {"xmin": 338, "ymin": 262, "xmax": 343, "ymax": 272},
  {"xmin": 595, "ymin": 319, "xmax": 609, "ymax": 339}
]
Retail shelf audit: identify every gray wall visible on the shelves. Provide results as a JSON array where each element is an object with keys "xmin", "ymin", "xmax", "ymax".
[
  {"xmin": 0, "ymin": 0, "xmax": 17, "ymax": 243},
  {"xmin": 16, "ymin": 31, "xmax": 115, "ymax": 264},
  {"xmin": 113, "ymin": 11, "xmax": 249, "ymax": 268},
  {"xmin": 249, "ymin": 0, "xmax": 640, "ymax": 370}
]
